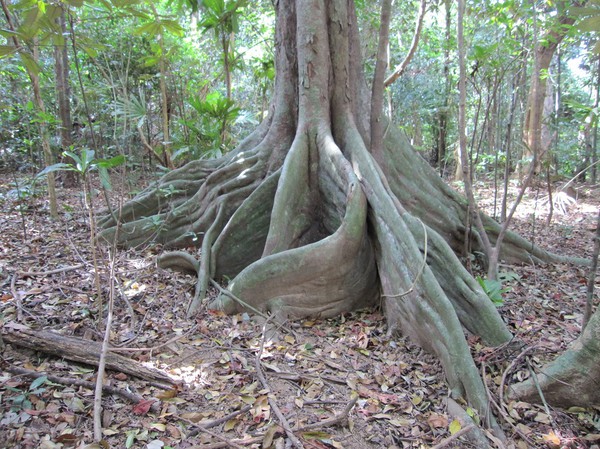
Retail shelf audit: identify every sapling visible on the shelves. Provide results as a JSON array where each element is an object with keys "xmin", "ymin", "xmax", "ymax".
[{"xmin": 37, "ymin": 148, "xmax": 125, "ymax": 316}]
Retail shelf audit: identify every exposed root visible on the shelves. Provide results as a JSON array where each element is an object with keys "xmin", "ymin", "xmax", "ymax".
[{"xmin": 508, "ymin": 308, "xmax": 600, "ymax": 407}]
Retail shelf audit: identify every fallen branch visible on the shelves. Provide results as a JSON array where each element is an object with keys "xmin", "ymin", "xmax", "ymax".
[
  {"xmin": 430, "ymin": 424, "xmax": 475, "ymax": 449},
  {"xmin": 255, "ymin": 319, "xmax": 304, "ymax": 449},
  {"xmin": 185, "ymin": 396, "xmax": 358, "ymax": 449},
  {"xmin": 18, "ymin": 264, "xmax": 84, "ymax": 277},
  {"xmin": 186, "ymin": 405, "xmax": 253, "ymax": 437},
  {"xmin": 2, "ymin": 325, "xmax": 174, "ymax": 387},
  {"xmin": 5, "ymin": 366, "xmax": 157, "ymax": 409},
  {"xmin": 10, "ymin": 273, "xmax": 23, "ymax": 322}
]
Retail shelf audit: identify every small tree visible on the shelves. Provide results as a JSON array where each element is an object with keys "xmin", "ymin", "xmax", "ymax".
[{"xmin": 38, "ymin": 149, "xmax": 125, "ymax": 313}]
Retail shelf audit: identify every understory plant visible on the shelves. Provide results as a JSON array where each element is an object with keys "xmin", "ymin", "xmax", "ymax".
[{"xmin": 37, "ymin": 148, "xmax": 125, "ymax": 315}]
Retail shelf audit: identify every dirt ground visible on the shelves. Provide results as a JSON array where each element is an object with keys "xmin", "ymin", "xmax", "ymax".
[{"xmin": 0, "ymin": 170, "xmax": 599, "ymax": 449}]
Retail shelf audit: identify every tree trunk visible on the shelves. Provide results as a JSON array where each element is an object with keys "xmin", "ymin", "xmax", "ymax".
[
  {"xmin": 521, "ymin": 1, "xmax": 577, "ymax": 177},
  {"xmin": 509, "ymin": 304, "xmax": 600, "ymax": 407},
  {"xmin": 99, "ymin": 0, "xmax": 579, "ymax": 428},
  {"xmin": 54, "ymin": 5, "xmax": 77, "ymax": 188}
]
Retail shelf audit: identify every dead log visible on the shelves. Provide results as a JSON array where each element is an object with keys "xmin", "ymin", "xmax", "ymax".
[{"xmin": 2, "ymin": 326, "xmax": 174, "ymax": 387}]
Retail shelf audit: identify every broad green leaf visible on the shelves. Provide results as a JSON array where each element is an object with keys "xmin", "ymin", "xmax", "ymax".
[
  {"xmin": 161, "ymin": 19, "xmax": 184, "ymax": 36},
  {"xmin": 133, "ymin": 22, "xmax": 161, "ymax": 36},
  {"xmin": 19, "ymin": 51, "xmax": 41, "ymax": 76},
  {"xmin": 569, "ymin": 7, "xmax": 600, "ymax": 16},
  {"xmin": 37, "ymin": 163, "xmax": 76, "ymax": 178},
  {"xmin": 64, "ymin": 150, "xmax": 84, "ymax": 172},
  {"xmin": 578, "ymin": 16, "xmax": 600, "ymax": 32},
  {"xmin": 30, "ymin": 375, "xmax": 48, "ymax": 390},
  {"xmin": 97, "ymin": 166, "xmax": 112, "ymax": 190},
  {"xmin": 95, "ymin": 154, "xmax": 126, "ymax": 169},
  {"xmin": 0, "ymin": 45, "xmax": 16, "ymax": 57}
]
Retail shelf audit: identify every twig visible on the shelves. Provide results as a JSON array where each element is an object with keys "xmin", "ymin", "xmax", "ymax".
[
  {"xmin": 583, "ymin": 206, "xmax": 600, "ymax": 330},
  {"xmin": 5, "ymin": 366, "xmax": 155, "ymax": 408},
  {"xmin": 430, "ymin": 424, "xmax": 475, "ymax": 449},
  {"xmin": 18, "ymin": 264, "xmax": 84, "ymax": 277},
  {"xmin": 485, "ymin": 361, "xmax": 537, "ymax": 448},
  {"xmin": 93, "ymin": 252, "xmax": 115, "ymax": 441},
  {"xmin": 527, "ymin": 359, "xmax": 556, "ymax": 428},
  {"xmin": 108, "ymin": 324, "xmax": 198, "ymax": 352},
  {"xmin": 255, "ymin": 319, "xmax": 304, "ymax": 448},
  {"xmin": 298, "ymin": 396, "xmax": 357, "ymax": 431},
  {"xmin": 186, "ymin": 405, "xmax": 253, "ymax": 437},
  {"xmin": 93, "ymin": 204, "xmax": 120, "ymax": 441},
  {"xmin": 499, "ymin": 344, "xmax": 535, "ymax": 406},
  {"xmin": 10, "ymin": 273, "xmax": 23, "ymax": 322},
  {"xmin": 181, "ymin": 421, "xmax": 246, "ymax": 449},
  {"xmin": 211, "ymin": 280, "xmax": 270, "ymax": 320},
  {"xmin": 185, "ymin": 397, "xmax": 358, "ymax": 449}
]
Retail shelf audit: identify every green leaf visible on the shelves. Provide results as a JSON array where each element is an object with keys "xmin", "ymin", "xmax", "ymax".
[
  {"xmin": 0, "ymin": 45, "xmax": 16, "ymax": 57},
  {"xmin": 133, "ymin": 22, "xmax": 161, "ymax": 36},
  {"xmin": 449, "ymin": 419, "xmax": 462, "ymax": 435},
  {"xmin": 19, "ymin": 51, "xmax": 41, "ymax": 76},
  {"xmin": 97, "ymin": 166, "xmax": 112, "ymax": 190},
  {"xmin": 577, "ymin": 16, "xmax": 600, "ymax": 32},
  {"xmin": 95, "ymin": 154, "xmax": 126, "ymax": 169},
  {"xmin": 36, "ymin": 163, "xmax": 75, "ymax": 178},
  {"xmin": 64, "ymin": 150, "xmax": 85, "ymax": 172},
  {"xmin": 30, "ymin": 375, "xmax": 48, "ymax": 390},
  {"xmin": 161, "ymin": 19, "xmax": 184, "ymax": 36}
]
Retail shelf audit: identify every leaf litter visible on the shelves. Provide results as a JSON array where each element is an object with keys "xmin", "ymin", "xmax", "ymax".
[{"xmin": 0, "ymin": 173, "xmax": 599, "ymax": 448}]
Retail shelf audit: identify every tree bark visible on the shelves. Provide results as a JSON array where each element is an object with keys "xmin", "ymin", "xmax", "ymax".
[
  {"xmin": 1, "ymin": 0, "xmax": 58, "ymax": 217},
  {"xmin": 509, "ymin": 305, "xmax": 600, "ymax": 407},
  {"xmin": 99, "ymin": 0, "xmax": 582, "ymax": 428},
  {"xmin": 521, "ymin": 1, "xmax": 578, "ymax": 177},
  {"xmin": 2, "ymin": 326, "xmax": 174, "ymax": 386}
]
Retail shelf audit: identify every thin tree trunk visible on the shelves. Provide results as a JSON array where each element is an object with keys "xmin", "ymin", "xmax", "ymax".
[
  {"xmin": 521, "ymin": 1, "xmax": 578, "ymax": 177},
  {"xmin": 370, "ymin": 0, "xmax": 392, "ymax": 165},
  {"xmin": 383, "ymin": 0, "xmax": 427, "ymax": 87},
  {"xmin": 583, "ymin": 207, "xmax": 600, "ymax": 330},
  {"xmin": 1, "ymin": 0, "xmax": 58, "ymax": 217}
]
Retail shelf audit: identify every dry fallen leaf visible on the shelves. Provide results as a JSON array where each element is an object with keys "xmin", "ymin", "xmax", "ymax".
[
  {"xmin": 542, "ymin": 431, "xmax": 561, "ymax": 449},
  {"xmin": 427, "ymin": 413, "xmax": 448, "ymax": 429},
  {"xmin": 132, "ymin": 399, "xmax": 156, "ymax": 416}
]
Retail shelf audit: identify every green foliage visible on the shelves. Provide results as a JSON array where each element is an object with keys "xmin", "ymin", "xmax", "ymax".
[
  {"xmin": 37, "ymin": 148, "xmax": 125, "ymax": 190},
  {"xmin": 6, "ymin": 376, "xmax": 48, "ymax": 412},
  {"xmin": 477, "ymin": 271, "xmax": 520, "ymax": 307},
  {"xmin": 174, "ymin": 90, "xmax": 239, "ymax": 160},
  {"xmin": 198, "ymin": 0, "xmax": 248, "ymax": 37}
]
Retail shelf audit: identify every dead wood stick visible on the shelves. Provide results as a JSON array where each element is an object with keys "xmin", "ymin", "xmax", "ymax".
[
  {"xmin": 430, "ymin": 424, "xmax": 476, "ymax": 449},
  {"xmin": 109, "ymin": 325, "xmax": 198, "ymax": 353},
  {"xmin": 256, "ymin": 318, "xmax": 303, "ymax": 449},
  {"xmin": 180, "ymin": 420, "xmax": 246, "ymax": 449},
  {"xmin": 187, "ymin": 397, "xmax": 357, "ymax": 449},
  {"xmin": 5, "ymin": 366, "xmax": 157, "ymax": 408},
  {"xmin": 180, "ymin": 419, "xmax": 246, "ymax": 449},
  {"xmin": 2, "ymin": 327, "xmax": 174, "ymax": 387},
  {"xmin": 255, "ymin": 357, "xmax": 303, "ymax": 448},
  {"xmin": 298, "ymin": 396, "xmax": 357, "ymax": 431},
  {"xmin": 186, "ymin": 405, "xmax": 253, "ymax": 437},
  {"xmin": 10, "ymin": 273, "xmax": 23, "ymax": 322},
  {"xmin": 18, "ymin": 264, "xmax": 84, "ymax": 277}
]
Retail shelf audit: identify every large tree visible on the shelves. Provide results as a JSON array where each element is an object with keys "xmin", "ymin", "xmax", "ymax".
[{"xmin": 99, "ymin": 0, "xmax": 573, "ymax": 433}]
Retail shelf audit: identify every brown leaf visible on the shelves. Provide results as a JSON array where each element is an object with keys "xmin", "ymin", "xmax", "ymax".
[
  {"xmin": 132, "ymin": 399, "xmax": 156, "ymax": 415},
  {"xmin": 427, "ymin": 413, "xmax": 448, "ymax": 429},
  {"xmin": 55, "ymin": 434, "xmax": 78, "ymax": 446}
]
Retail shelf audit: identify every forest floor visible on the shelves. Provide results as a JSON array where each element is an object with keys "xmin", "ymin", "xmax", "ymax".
[{"xmin": 0, "ymin": 170, "xmax": 599, "ymax": 449}]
